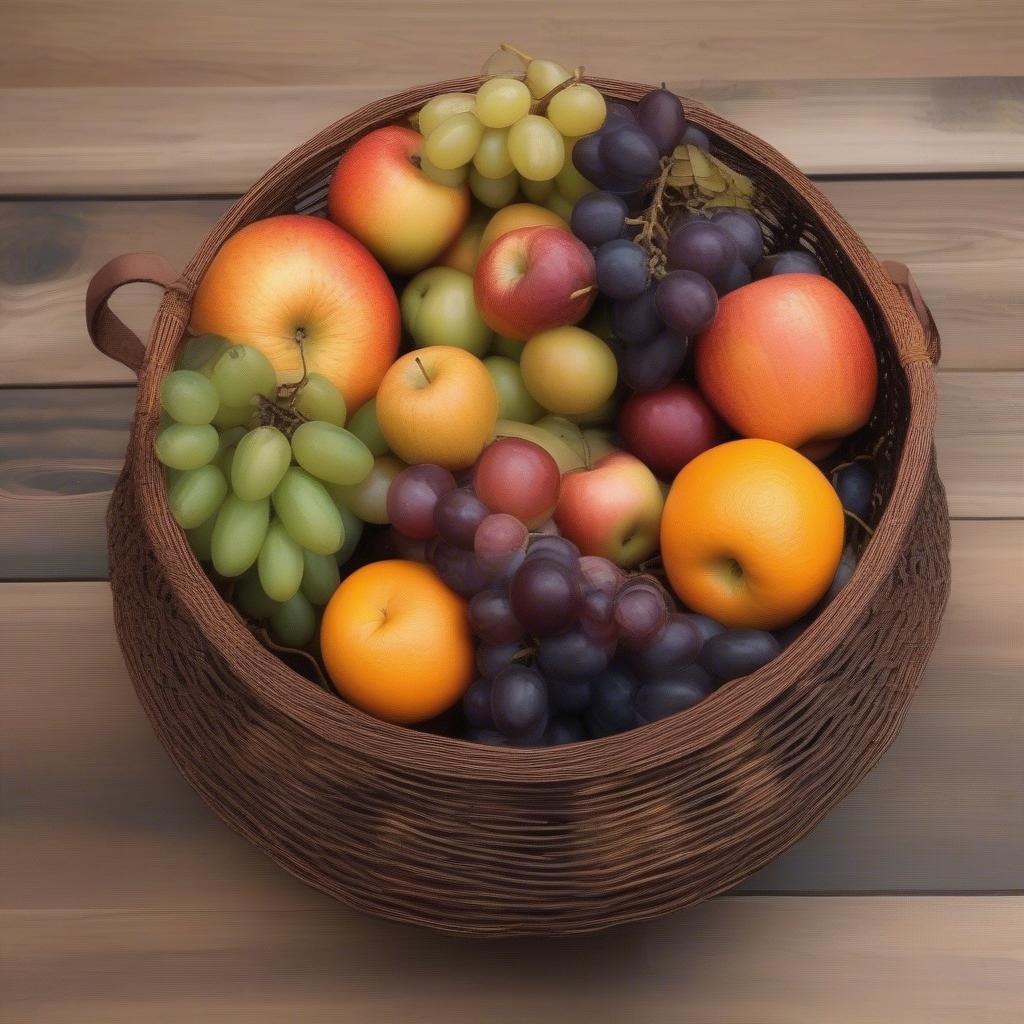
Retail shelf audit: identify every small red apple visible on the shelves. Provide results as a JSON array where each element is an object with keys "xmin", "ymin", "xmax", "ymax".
[
  {"xmin": 618, "ymin": 383, "xmax": 726, "ymax": 480},
  {"xmin": 474, "ymin": 226, "xmax": 596, "ymax": 341}
]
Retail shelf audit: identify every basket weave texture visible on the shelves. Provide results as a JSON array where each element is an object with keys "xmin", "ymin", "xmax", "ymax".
[{"xmin": 97, "ymin": 77, "xmax": 950, "ymax": 936}]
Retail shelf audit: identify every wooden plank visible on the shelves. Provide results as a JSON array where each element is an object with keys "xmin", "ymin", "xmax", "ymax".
[
  {"xmin": 3, "ymin": 0, "xmax": 1022, "ymax": 85},
  {"xmin": 1, "ymin": 522, "xmax": 1020, "ymax": 910},
  {"xmin": 1, "ymin": 78, "xmax": 1020, "ymax": 195},
  {"xmin": 3, "ymin": 899, "xmax": 1022, "ymax": 1023},
  {"xmin": 2, "ymin": 182, "xmax": 1020, "ymax": 387},
  {"xmin": 0, "ymin": 374, "xmax": 1015, "ymax": 581}
]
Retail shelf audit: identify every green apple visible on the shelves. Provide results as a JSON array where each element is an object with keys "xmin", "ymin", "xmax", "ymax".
[
  {"xmin": 582, "ymin": 428, "xmax": 619, "ymax": 462},
  {"xmin": 400, "ymin": 267, "xmax": 492, "ymax": 356},
  {"xmin": 490, "ymin": 334, "xmax": 525, "ymax": 361},
  {"xmin": 484, "ymin": 356, "xmax": 544, "ymax": 423},
  {"xmin": 535, "ymin": 414, "xmax": 586, "ymax": 461},
  {"xmin": 520, "ymin": 327, "xmax": 618, "ymax": 417},
  {"xmin": 492, "ymin": 419, "xmax": 584, "ymax": 475}
]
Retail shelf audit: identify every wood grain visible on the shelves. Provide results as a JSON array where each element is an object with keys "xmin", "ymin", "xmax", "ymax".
[
  {"xmin": 2, "ymin": 181, "xmax": 1020, "ymax": 387},
  {"xmin": 4, "ymin": 899, "xmax": 1023, "ymax": 1024},
  {"xmin": 1, "ymin": 78, "xmax": 1020, "ymax": 195},
  {"xmin": 2, "ymin": 522, "xmax": 1020, "ymax": 909},
  {"xmin": 3, "ymin": 0, "xmax": 1022, "ymax": 85}
]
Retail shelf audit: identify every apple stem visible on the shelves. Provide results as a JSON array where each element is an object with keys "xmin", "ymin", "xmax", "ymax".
[
  {"xmin": 415, "ymin": 356, "xmax": 431, "ymax": 385},
  {"xmin": 570, "ymin": 285, "xmax": 596, "ymax": 301}
]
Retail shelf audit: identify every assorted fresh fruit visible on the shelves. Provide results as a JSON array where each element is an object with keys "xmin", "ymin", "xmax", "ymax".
[{"xmin": 158, "ymin": 46, "xmax": 882, "ymax": 748}]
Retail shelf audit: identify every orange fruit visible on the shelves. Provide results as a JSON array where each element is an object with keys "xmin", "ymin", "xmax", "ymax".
[
  {"xmin": 321, "ymin": 560, "xmax": 474, "ymax": 724},
  {"xmin": 660, "ymin": 439, "xmax": 844, "ymax": 629}
]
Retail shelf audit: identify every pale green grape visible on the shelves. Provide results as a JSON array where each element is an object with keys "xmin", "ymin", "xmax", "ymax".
[
  {"xmin": 346, "ymin": 399, "xmax": 389, "ymax": 456},
  {"xmin": 231, "ymin": 425, "xmax": 291, "ymax": 502},
  {"xmin": 334, "ymin": 503, "xmax": 364, "ymax": 566},
  {"xmin": 470, "ymin": 168, "xmax": 519, "ymax": 209},
  {"xmin": 546, "ymin": 83, "xmax": 607, "ymax": 137},
  {"xmin": 160, "ymin": 370, "xmax": 219, "ymax": 425},
  {"xmin": 211, "ymin": 493, "xmax": 270, "ymax": 577},
  {"xmin": 472, "ymin": 127, "xmax": 514, "ymax": 178},
  {"xmin": 257, "ymin": 519, "xmax": 304, "ymax": 602},
  {"xmin": 219, "ymin": 425, "xmax": 248, "ymax": 450},
  {"xmin": 210, "ymin": 345, "xmax": 277, "ymax": 407},
  {"xmin": 474, "ymin": 77, "xmax": 532, "ymax": 128},
  {"xmin": 555, "ymin": 142, "xmax": 597, "ymax": 202},
  {"xmin": 544, "ymin": 187, "xmax": 575, "ymax": 222},
  {"xmin": 186, "ymin": 513, "xmax": 217, "ymax": 562},
  {"xmin": 235, "ymin": 569, "xmax": 280, "ymax": 620},
  {"xmin": 507, "ymin": 115, "xmax": 565, "ymax": 180},
  {"xmin": 168, "ymin": 464, "xmax": 227, "ymax": 529},
  {"xmin": 424, "ymin": 112, "xmax": 483, "ymax": 171},
  {"xmin": 155, "ymin": 422, "xmax": 219, "ymax": 470},
  {"xmin": 293, "ymin": 373, "xmax": 347, "ymax": 427},
  {"xmin": 217, "ymin": 443, "xmax": 237, "ymax": 479},
  {"xmin": 300, "ymin": 549, "xmax": 341, "ymax": 606},
  {"xmin": 419, "ymin": 156, "xmax": 469, "ymax": 187},
  {"xmin": 291, "ymin": 420, "xmax": 373, "ymax": 486},
  {"xmin": 269, "ymin": 591, "xmax": 316, "ymax": 648},
  {"xmin": 177, "ymin": 334, "xmax": 228, "ymax": 372},
  {"xmin": 417, "ymin": 92, "xmax": 476, "ymax": 137},
  {"xmin": 272, "ymin": 468, "xmax": 343, "ymax": 555},
  {"xmin": 525, "ymin": 59, "xmax": 571, "ymax": 100},
  {"xmin": 211, "ymin": 400, "xmax": 255, "ymax": 430},
  {"xmin": 519, "ymin": 177, "xmax": 555, "ymax": 204}
]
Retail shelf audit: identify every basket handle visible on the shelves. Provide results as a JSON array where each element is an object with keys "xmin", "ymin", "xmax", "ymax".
[
  {"xmin": 86, "ymin": 253, "xmax": 179, "ymax": 376},
  {"xmin": 883, "ymin": 260, "xmax": 941, "ymax": 366}
]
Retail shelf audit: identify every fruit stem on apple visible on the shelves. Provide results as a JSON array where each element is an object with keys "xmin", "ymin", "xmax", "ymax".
[
  {"xmin": 415, "ymin": 356, "xmax": 432, "ymax": 385},
  {"xmin": 569, "ymin": 285, "xmax": 595, "ymax": 301}
]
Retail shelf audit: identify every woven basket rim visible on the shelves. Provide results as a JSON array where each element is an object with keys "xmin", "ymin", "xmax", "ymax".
[{"xmin": 126, "ymin": 76, "xmax": 938, "ymax": 783}]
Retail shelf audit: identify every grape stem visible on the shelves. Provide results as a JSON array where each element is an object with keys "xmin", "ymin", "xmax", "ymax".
[
  {"xmin": 634, "ymin": 156, "xmax": 675, "ymax": 280},
  {"xmin": 531, "ymin": 65, "xmax": 584, "ymax": 116},
  {"xmin": 499, "ymin": 42, "xmax": 535, "ymax": 64},
  {"xmin": 843, "ymin": 509, "xmax": 875, "ymax": 536}
]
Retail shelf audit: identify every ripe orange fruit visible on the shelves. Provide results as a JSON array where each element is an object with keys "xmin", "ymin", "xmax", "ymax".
[
  {"xmin": 660, "ymin": 439, "xmax": 844, "ymax": 629},
  {"xmin": 320, "ymin": 560, "xmax": 474, "ymax": 724}
]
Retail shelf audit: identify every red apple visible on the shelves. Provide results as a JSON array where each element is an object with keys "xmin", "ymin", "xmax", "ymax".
[
  {"xmin": 474, "ymin": 226, "xmax": 596, "ymax": 341},
  {"xmin": 555, "ymin": 451, "xmax": 665, "ymax": 568},
  {"xmin": 618, "ymin": 383, "xmax": 726, "ymax": 480},
  {"xmin": 327, "ymin": 125, "xmax": 470, "ymax": 274}
]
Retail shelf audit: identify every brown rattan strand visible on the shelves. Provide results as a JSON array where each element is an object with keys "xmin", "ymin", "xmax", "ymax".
[{"xmin": 95, "ymin": 77, "xmax": 950, "ymax": 936}]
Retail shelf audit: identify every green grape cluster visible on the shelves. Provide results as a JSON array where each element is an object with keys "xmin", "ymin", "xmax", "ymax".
[
  {"xmin": 156, "ymin": 335, "xmax": 372, "ymax": 648},
  {"xmin": 413, "ymin": 49, "xmax": 606, "ymax": 219}
]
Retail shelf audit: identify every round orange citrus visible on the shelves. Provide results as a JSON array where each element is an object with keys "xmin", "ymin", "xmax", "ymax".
[
  {"xmin": 320, "ymin": 560, "xmax": 474, "ymax": 724},
  {"xmin": 660, "ymin": 439, "xmax": 844, "ymax": 629}
]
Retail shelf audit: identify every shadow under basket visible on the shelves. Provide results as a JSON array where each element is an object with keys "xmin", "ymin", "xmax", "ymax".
[{"xmin": 85, "ymin": 77, "xmax": 951, "ymax": 937}]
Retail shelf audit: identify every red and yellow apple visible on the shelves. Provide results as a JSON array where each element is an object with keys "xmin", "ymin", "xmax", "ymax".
[
  {"xmin": 555, "ymin": 451, "xmax": 665, "ymax": 567},
  {"xmin": 474, "ymin": 226, "xmax": 596, "ymax": 341},
  {"xmin": 695, "ymin": 274, "xmax": 877, "ymax": 460},
  {"xmin": 190, "ymin": 214, "xmax": 399, "ymax": 411},
  {"xmin": 327, "ymin": 125, "xmax": 470, "ymax": 274}
]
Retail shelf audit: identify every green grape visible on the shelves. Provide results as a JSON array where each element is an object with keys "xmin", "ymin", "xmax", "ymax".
[
  {"xmin": 525, "ymin": 59, "xmax": 571, "ymax": 100},
  {"xmin": 211, "ymin": 400, "xmax": 255, "ymax": 430},
  {"xmin": 555, "ymin": 143, "xmax": 597, "ymax": 202},
  {"xmin": 474, "ymin": 77, "xmax": 532, "ymax": 128},
  {"xmin": 155, "ymin": 422, "xmax": 219, "ymax": 470},
  {"xmin": 300, "ymin": 549, "xmax": 341, "ymax": 606},
  {"xmin": 230, "ymin": 425, "xmax": 291, "ymax": 502},
  {"xmin": 219, "ymin": 425, "xmax": 248, "ymax": 450},
  {"xmin": 217, "ymin": 443, "xmax": 237, "ymax": 479},
  {"xmin": 211, "ymin": 493, "xmax": 270, "ymax": 578},
  {"xmin": 291, "ymin": 420, "xmax": 374, "ymax": 486},
  {"xmin": 491, "ymin": 335, "xmax": 525, "ymax": 360},
  {"xmin": 168, "ymin": 464, "xmax": 227, "ymax": 529},
  {"xmin": 419, "ymin": 156, "xmax": 469, "ymax": 187},
  {"xmin": 544, "ymin": 187, "xmax": 575, "ymax": 222},
  {"xmin": 293, "ymin": 373, "xmax": 347, "ymax": 427},
  {"xmin": 470, "ymin": 168, "xmax": 519, "ymax": 209},
  {"xmin": 346, "ymin": 399, "xmax": 389, "ymax": 457},
  {"xmin": 416, "ymin": 92, "xmax": 477, "ymax": 137},
  {"xmin": 334, "ymin": 503, "xmax": 364, "ymax": 566},
  {"xmin": 210, "ymin": 345, "xmax": 278, "ymax": 407},
  {"xmin": 507, "ymin": 115, "xmax": 565, "ymax": 181},
  {"xmin": 160, "ymin": 370, "xmax": 219, "ymax": 425},
  {"xmin": 329, "ymin": 453, "xmax": 403, "ymax": 525},
  {"xmin": 269, "ymin": 591, "xmax": 317, "ymax": 648},
  {"xmin": 424, "ymin": 111, "xmax": 483, "ymax": 171},
  {"xmin": 546, "ymin": 83, "xmax": 607, "ymax": 137},
  {"xmin": 177, "ymin": 333, "xmax": 229, "ymax": 372},
  {"xmin": 186, "ymin": 512, "xmax": 217, "ymax": 562},
  {"xmin": 520, "ymin": 177, "xmax": 555, "ymax": 204},
  {"xmin": 164, "ymin": 466, "xmax": 183, "ymax": 490},
  {"xmin": 472, "ymin": 127, "xmax": 514, "ymax": 179},
  {"xmin": 235, "ymin": 568, "xmax": 280, "ymax": 620},
  {"xmin": 272, "ymin": 468, "xmax": 343, "ymax": 555},
  {"xmin": 257, "ymin": 519, "xmax": 304, "ymax": 602}
]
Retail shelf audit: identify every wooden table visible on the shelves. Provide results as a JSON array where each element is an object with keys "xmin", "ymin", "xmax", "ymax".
[{"xmin": 2, "ymin": 4, "xmax": 1022, "ymax": 1020}]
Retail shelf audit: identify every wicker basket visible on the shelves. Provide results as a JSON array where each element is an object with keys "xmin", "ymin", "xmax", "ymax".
[{"xmin": 85, "ymin": 77, "xmax": 950, "ymax": 937}]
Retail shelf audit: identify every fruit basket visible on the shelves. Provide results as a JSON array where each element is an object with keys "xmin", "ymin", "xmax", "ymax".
[{"xmin": 86, "ymin": 75, "xmax": 950, "ymax": 936}]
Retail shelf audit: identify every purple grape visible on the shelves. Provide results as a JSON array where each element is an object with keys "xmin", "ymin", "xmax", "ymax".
[
  {"xmin": 709, "ymin": 208, "xmax": 764, "ymax": 266},
  {"xmin": 620, "ymin": 329, "xmax": 689, "ymax": 392},
  {"xmin": 476, "ymin": 641, "xmax": 520, "ymax": 679},
  {"xmin": 548, "ymin": 674, "xmax": 592, "ymax": 714},
  {"xmin": 772, "ymin": 249, "xmax": 822, "ymax": 276},
  {"xmin": 474, "ymin": 513, "xmax": 529, "ymax": 578},
  {"xmin": 681, "ymin": 613, "xmax": 726, "ymax": 648},
  {"xmin": 634, "ymin": 665, "xmax": 717, "ymax": 721},
  {"xmin": 596, "ymin": 239, "xmax": 649, "ymax": 302},
  {"xmin": 717, "ymin": 258, "xmax": 752, "ymax": 296},
  {"xmin": 577, "ymin": 555, "xmax": 625, "ymax": 597},
  {"xmin": 666, "ymin": 220, "xmax": 739, "ymax": 291},
  {"xmin": 388, "ymin": 528, "xmax": 431, "ymax": 563},
  {"xmin": 466, "ymin": 728, "xmax": 510, "ymax": 746},
  {"xmin": 774, "ymin": 616, "xmax": 811, "ymax": 650},
  {"xmin": 572, "ymin": 132, "xmax": 610, "ymax": 187},
  {"xmin": 834, "ymin": 463, "xmax": 874, "ymax": 520},
  {"xmin": 525, "ymin": 535, "xmax": 580, "ymax": 568},
  {"xmin": 491, "ymin": 665, "xmax": 549, "ymax": 738},
  {"xmin": 537, "ymin": 628, "xmax": 611, "ymax": 680},
  {"xmin": 680, "ymin": 124, "xmax": 710, "ymax": 151},
  {"xmin": 599, "ymin": 126, "xmax": 661, "ymax": 182},
  {"xmin": 655, "ymin": 270, "xmax": 719, "ymax": 336},
  {"xmin": 386, "ymin": 463, "xmax": 456, "ymax": 540},
  {"xmin": 545, "ymin": 716, "xmax": 588, "ymax": 745},
  {"xmin": 509, "ymin": 557, "xmax": 581, "ymax": 636},
  {"xmin": 585, "ymin": 663, "xmax": 642, "ymax": 737},
  {"xmin": 484, "ymin": 547, "xmax": 526, "ymax": 589},
  {"xmin": 611, "ymin": 288, "xmax": 662, "ymax": 345},
  {"xmin": 698, "ymin": 629, "xmax": 781, "ymax": 681},
  {"xmin": 431, "ymin": 541, "xmax": 488, "ymax": 597},
  {"xmin": 614, "ymin": 583, "xmax": 669, "ymax": 649},
  {"xmin": 463, "ymin": 677, "xmax": 494, "ymax": 729},
  {"xmin": 637, "ymin": 87, "xmax": 687, "ymax": 156},
  {"xmin": 571, "ymin": 191, "xmax": 628, "ymax": 247},
  {"xmin": 579, "ymin": 589, "xmax": 618, "ymax": 649},
  {"xmin": 434, "ymin": 486, "xmax": 489, "ymax": 549},
  {"xmin": 469, "ymin": 589, "xmax": 525, "ymax": 645},
  {"xmin": 631, "ymin": 613, "xmax": 702, "ymax": 678},
  {"xmin": 604, "ymin": 102, "xmax": 638, "ymax": 128},
  {"xmin": 820, "ymin": 546, "xmax": 858, "ymax": 606}
]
